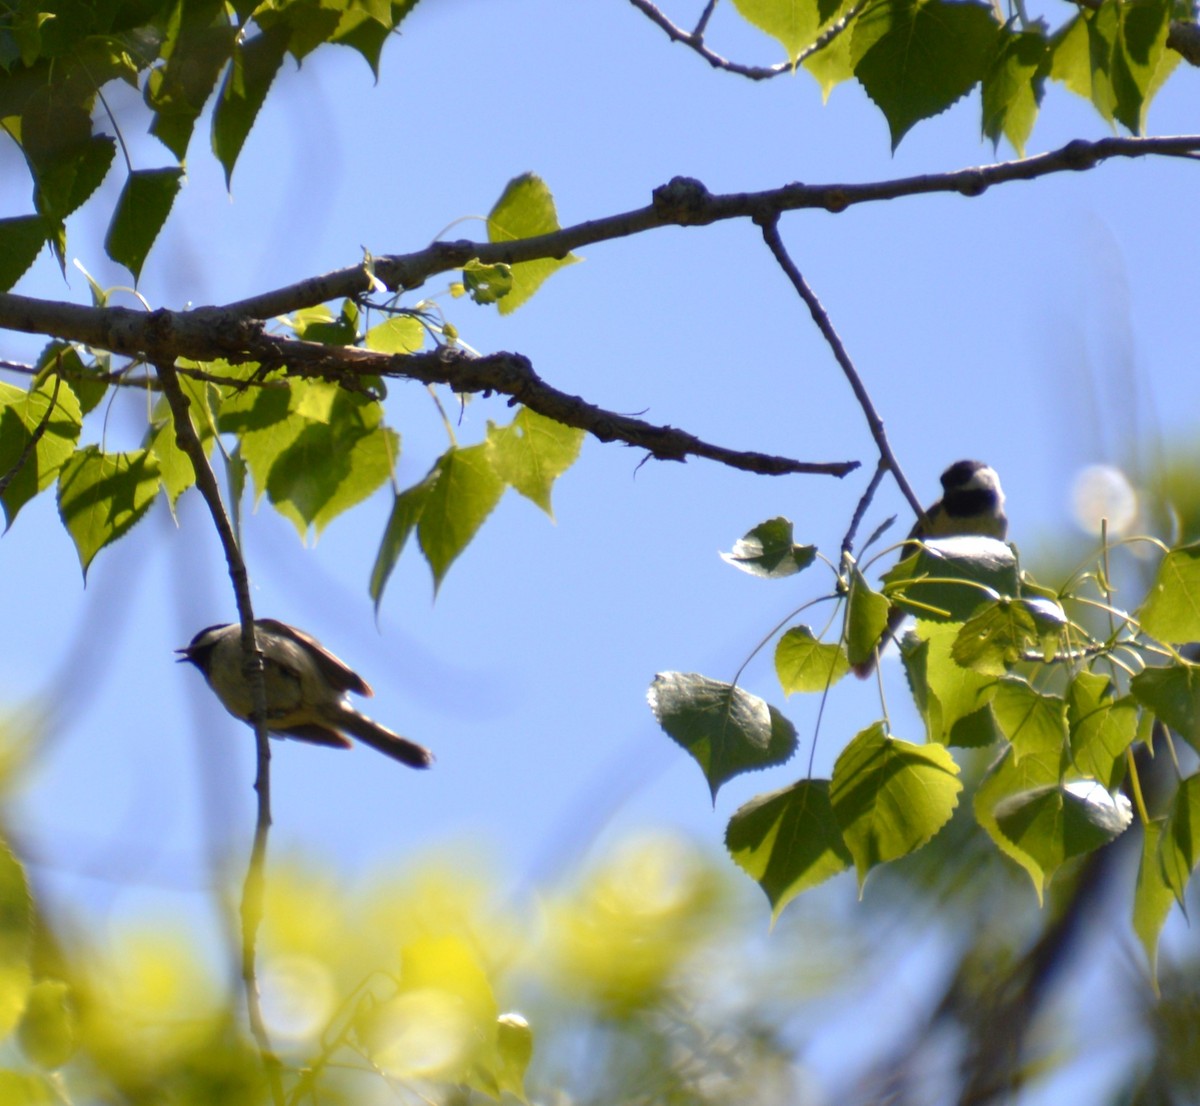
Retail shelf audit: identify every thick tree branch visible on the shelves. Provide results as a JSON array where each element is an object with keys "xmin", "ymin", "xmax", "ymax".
[
  {"xmin": 213, "ymin": 135, "xmax": 1200, "ymax": 317},
  {"xmin": 154, "ymin": 360, "xmax": 283, "ymax": 1106},
  {"xmin": 0, "ymin": 301, "xmax": 855, "ymax": 478}
]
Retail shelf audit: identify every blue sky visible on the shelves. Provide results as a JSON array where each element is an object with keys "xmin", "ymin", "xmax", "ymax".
[{"xmin": 1, "ymin": 0, "xmax": 1198, "ymax": 1094}]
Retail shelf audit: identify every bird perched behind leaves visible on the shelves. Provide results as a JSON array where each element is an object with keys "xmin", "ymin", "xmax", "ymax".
[{"xmin": 853, "ymin": 460, "xmax": 1008, "ymax": 678}]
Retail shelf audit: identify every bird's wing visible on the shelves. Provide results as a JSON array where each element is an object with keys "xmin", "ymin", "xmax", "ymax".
[{"xmin": 257, "ymin": 619, "xmax": 373, "ymax": 697}]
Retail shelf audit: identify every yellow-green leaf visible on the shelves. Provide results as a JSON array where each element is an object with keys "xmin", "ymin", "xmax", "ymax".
[
  {"xmin": 830, "ymin": 722, "xmax": 962, "ymax": 893},
  {"xmin": 418, "ymin": 443, "xmax": 506, "ymax": 590},
  {"xmin": 0, "ymin": 376, "xmax": 83, "ymax": 527},
  {"xmin": 726, "ymin": 779, "xmax": 852, "ymax": 918},
  {"xmin": 1138, "ymin": 542, "xmax": 1200, "ymax": 644},
  {"xmin": 775, "ymin": 626, "xmax": 849, "ymax": 694},
  {"xmin": 56, "ymin": 447, "xmax": 161, "ymax": 577},
  {"xmin": 486, "ymin": 407, "xmax": 583, "ymax": 515},
  {"xmin": 486, "ymin": 173, "xmax": 579, "ymax": 315}
]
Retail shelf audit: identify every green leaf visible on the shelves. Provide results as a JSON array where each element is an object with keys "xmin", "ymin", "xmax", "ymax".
[
  {"xmin": 0, "ymin": 377, "xmax": 83, "ymax": 527},
  {"xmin": 900, "ymin": 622, "xmax": 1000, "ymax": 747},
  {"xmin": 1130, "ymin": 663, "xmax": 1200, "ymax": 753},
  {"xmin": 851, "ymin": 0, "xmax": 1001, "ymax": 148},
  {"xmin": 975, "ymin": 744, "xmax": 1062, "ymax": 902},
  {"xmin": 883, "ymin": 536, "xmax": 1018, "ymax": 624},
  {"xmin": 147, "ymin": 11, "xmax": 237, "ymax": 161},
  {"xmin": 212, "ymin": 25, "xmax": 291, "ymax": 187},
  {"xmin": 36, "ymin": 343, "xmax": 105, "ymax": 416},
  {"xmin": 775, "ymin": 626, "xmax": 850, "ymax": 694},
  {"xmin": 0, "ymin": 217, "xmax": 46, "ymax": 291},
  {"xmin": 726, "ymin": 779, "xmax": 853, "ymax": 917},
  {"xmin": 952, "ymin": 596, "xmax": 1065, "ymax": 674},
  {"xmin": 1138, "ymin": 542, "xmax": 1200, "ymax": 643},
  {"xmin": 803, "ymin": 19, "xmax": 857, "ymax": 98},
  {"xmin": 991, "ymin": 677, "xmax": 1068, "ymax": 764},
  {"xmin": 364, "ymin": 315, "xmax": 425, "ymax": 354},
  {"xmin": 648, "ymin": 672, "xmax": 798, "ymax": 800},
  {"xmin": 731, "ymin": 0, "xmax": 822, "ymax": 61},
  {"xmin": 982, "ymin": 29, "xmax": 1047, "ymax": 154},
  {"xmin": 369, "ymin": 473, "xmax": 437, "ymax": 611},
  {"xmin": 1159, "ymin": 773, "xmax": 1200, "ymax": 907},
  {"xmin": 56, "ymin": 447, "xmax": 162, "ymax": 577},
  {"xmin": 419, "ymin": 443, "xmax": 506, "ymax": 590},
  {"xmin": 486, "ymin": 407, "xmax": 583, "ymax": 516},
  {"xmin": 461, "ymin": 260, "xmax": 514, "ymax": 306},
  {"xmin": 486, "ymin": 173, "xmax": 579, "ymax": 314},
  {"xmin": 1066, "ymin": 670, "xmax": 1137, "ymax": 791},
  {"xmin": 845, "ymin": 563, "xmax": 890, "ymax": 668},
  {"xmin": 297, "ymin": 300, "xmax": 359, "ymax": 346},
  {"xmin": 0, "ymin": 841, "xmax": 32, "ymax": 1041},
  {"xmin": 17, "ymin": 980, "xmax": 76, "ymax": 1071},
  {"xmin": 1134, "ymin": 819, "xmax": 1176, "ymax": 988},
  {"xmin": 830, "ymin": 721, "xmax": 962, "ymax": 893},
  {"xmin": 992, "ymin": 780, "xmax": 1132, "ymax": 890},
  {"xmin": 720, "ymin": 517, "xmax": 817, "ymax": 579},
  {"xmin": 105, "ymin": 168, "xmax": 184, "ymax": 281}
]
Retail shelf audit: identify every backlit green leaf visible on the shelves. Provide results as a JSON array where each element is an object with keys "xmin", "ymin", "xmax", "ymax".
[
  {"xmin": 901, "ymin": 622, "xmax": 1000, "ymax": 747},
  {"xmin": 487, "ymin": 174, "xmax": 579, "ymax": 314},
  {"xmin": 57, "ymin": 447, "xmax": 161, "ymax": 576},
  {"xmin": 419, "ymin": 443, "xmax": 506, "ymax": 589},
  {"xmin": 775, "ymin": 626, "xmax": 850, "ymax": 694},
  {"xmin": 975, "ymin": 744, "xmax": 1063, "ymax": 902},
  {"xmin": 982, "ymin": 30, "xmax": 1047, "ymax": 154},
  {"xmin": 1066, "ymin": 670, "xmax": 1137, "ymax": 790},
  {"xmin": 830, "ymin": 721, "xmax": 961, "ymax": 893},
  {"xmin": 648, "ymin": 672, "xmax": 797, "ymax": 800},
  {"xmin": 726, "ymin": 779, "xmax": 852, "ymax": 917},
  {"xmin": 1134, "ymin": 819, "xmax": 1176, "ymax": 987},
  {"xmin": 486, "ymin": 407, "xmax": 583, "ymax": 515},
  {"xmin": 992, "ymin": 780, "xmax": 1131, "ymax": 890},
  {"xmin": 370, "ymin": 472, "xmax": 438, "ymax": 611},
  {"xmin": 1138, "ymin": 542, "xmax": 1200, "ymax": 644},
  {"xmin": 846, "ymin": 563, "xmax": 890, "ymax": 668},
  {"xmin": 732, "ymin": 0, "xmax": 822, "ymax": 61},
  {"xmin": 1159, "ymin": 773, "xmax": 1200, "ymax": 907},
  {"xmin": 0, "ymin": 377, "xmax": 83, "ymax": 527},
  {"xmin": 991, "ymin": 677, "xmax": 1067, "ymax": 764}
]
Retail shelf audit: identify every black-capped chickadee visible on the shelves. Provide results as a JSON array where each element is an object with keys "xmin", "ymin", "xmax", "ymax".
[
  {"xmin": 177, "ymin": 619, "xmax": 433, "ymax": 769},
  {"xmin": 854, "ymin": 460, "xmax": 1008, "ymax": 677}
]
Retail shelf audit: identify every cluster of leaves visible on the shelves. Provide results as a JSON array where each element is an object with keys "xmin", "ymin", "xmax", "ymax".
[
  {"xmin": 650, "ymin": 502, "xmax": 1200, "ymax": 978},
  {"xmin": 733, "ymin": 0, "xmax": 1189, "ymax": 150},
  {"xmin": 0, "ymin": 0, "xmax": 422, "ymax": 289},
  {"xmin": 0, "ymin": 173, "xmax": 583, "ymax": 600}
]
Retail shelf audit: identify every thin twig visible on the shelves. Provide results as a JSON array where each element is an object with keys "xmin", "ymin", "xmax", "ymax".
[
  {"xmin": 153, "ymin": 360, "xmax": 284, "ymax": 1106},
  {"xmin": 758, "ymin": 215, "xmax": 926, "ymax": 519},
  {"xmin": 624, "ymin": 0, "xmax": 795, "ymax": 78},
  {"xmin": 0, "ymin": 371, "xmax": 61, "ymax": 498},
  {"xmin": 841, "ymin": 457, "xmax": 889, "ymax": 558},
  {"xmin": 693, "ymin": 0, "xmax": 718, "ymax": 39}
]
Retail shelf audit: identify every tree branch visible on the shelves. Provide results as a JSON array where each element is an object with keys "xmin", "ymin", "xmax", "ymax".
[
  {"xmin": 207, "ymin": 135, "xmax": 1200, "ymax": 318},
  {"xmin": 153, "ymin": 360, "xmax": 284, "ymax": 1106},
  {"xmin": 758, "ymin": 216, "xmax": 926, "ymax": 520}
]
